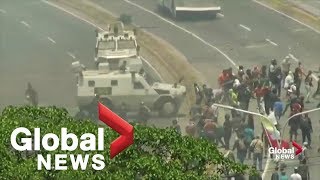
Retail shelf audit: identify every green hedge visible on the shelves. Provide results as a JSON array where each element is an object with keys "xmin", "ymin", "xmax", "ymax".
[{"xmin": 0, "ymin": 106, "xmax": 248, "ymax": 180}]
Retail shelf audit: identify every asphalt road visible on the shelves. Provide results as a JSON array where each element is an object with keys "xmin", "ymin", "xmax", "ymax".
[
  {"xmin": 93, "ymin": 0, "xmax": 320, "ymax": 87},
  {"xmin": 0, "ymin": 0, "xmax": 96, "ymax": 110},
  {"xmin": 89, "ymin": 0, "xmax": 320, "ymax": 178},
  {"xmin": 1, "ymin": 0, "xmax": 320, "ymax": 178}
]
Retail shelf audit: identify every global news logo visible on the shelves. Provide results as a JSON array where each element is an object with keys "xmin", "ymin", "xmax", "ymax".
[
  {"xmin": 268, "ymin": 141, "xmax": 303, "ymax": 160},
  {"xmin": 9, "ymin": 103, "xmax": 134, "ymax": 171}
]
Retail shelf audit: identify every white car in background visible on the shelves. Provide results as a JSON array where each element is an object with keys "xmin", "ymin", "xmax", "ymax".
[{"xmin": 158, "ymin": 0, "xmax": 221, "ymax": 19}]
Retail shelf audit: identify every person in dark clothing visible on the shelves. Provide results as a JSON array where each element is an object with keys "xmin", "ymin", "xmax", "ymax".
[
  {"xmin": 293, "ymin": 67, "xmax": 302, "ymax": 97},
  {"xmin": 298, "ymin": 158, "xmax": 310, "ymax": 180},
  {"xmin": 232, "ymin": 134, "xmax": 247, "ymax": 164},
  {"xmin": 270, "ymin": 89, "xmax": 280, "ymax": 110},
  {"xmin": 25, "ymin": 82, "xmax": 38, "ymax": 106},
  {"xmin": 203, "ymin": 84, "xmax": 213, "ymax": 103},
  {"xmin": 263, "ymin": 87, "xmax": 272, "ymax": 115},
  {"xmin": 247, "ymin": 114, "xmax": 255, "ymax": 132},
  {"xmin": 138, "ymin": 102, "xmax": 151, "ymax": 125},
  {"xmin": 194, "ymin": 83, "xmax": 203, "ymax": 105},
  {"xmin": 118, "ymin": 102, "xmax": 128, "ymax": 120},
  {"xmin": 274, "ymin": 67, "xmax": 282, "ymax": 97},
  {"xmin": 119, "ymin": 60, "xmax": 127, "ymax": 72},
  {"xmin": 317, "ymin": 102, "xmax": 320, "ymax": 108},
  {"xmin": 223, "ymin": 114, "xmax": 233, "ymax": 149},
  {"xmin": 171, "ymin": 119, "xmax": 181, "ymax": 134},
  {"xmin": 282, "ymin": 95, "xmax": 299, "ymax": 115},
  {"xmin": 261, "ymin": 65, "xmax": 267, "ymax": 79},
  {"xmin": 271, "ymin": 166, "xmax": 280, "ymax": 180},
  {"xmin": 288, "ymin": 115, "xmax": 301, "ymax": 142},
  {"xmin": 300, "ymin": 114, "xmax": 313, "ymax": 147},
  {"xmin": 237, "ymin": 83, "xmax": 251, "ymax": 119}
]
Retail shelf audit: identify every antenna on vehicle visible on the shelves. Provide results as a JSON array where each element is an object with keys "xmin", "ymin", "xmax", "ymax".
[
  {"xmin": 136, "ymin": 45, "xmax": 140, "ymax": 56},
  {"xmin": 114, "ymin": 25, "xmax": 119, "ymax": 37}
]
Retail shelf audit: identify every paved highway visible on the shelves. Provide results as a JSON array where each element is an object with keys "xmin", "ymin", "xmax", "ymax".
[
  {"xmin": 0, "ymin": 0, "xmax": 96, "ymax": 111},
  {"xmin": 90, "ymin": 0, "xmax": 320, "ymax": 178},
  {"xmin": 93, "ymin": 0, "xmax": 320, "ymax": 87}
]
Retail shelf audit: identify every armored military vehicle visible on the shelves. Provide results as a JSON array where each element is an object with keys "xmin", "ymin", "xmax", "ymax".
[
  {"xmin": 94, "ymin": 22, "xmax": 140, "ymax": 67},
  {"xmin": 72, "ymin": 58, "xmax": 186, "ymax": 117},
  {"xmin": 158, "ymin": 0, "xmax": 221, "ymax": 19}
]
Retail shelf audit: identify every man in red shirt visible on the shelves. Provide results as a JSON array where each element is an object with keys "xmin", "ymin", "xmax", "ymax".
[
  {"xmin": 185, "ymin": 119, "xmax": 196, "ymax": 137},
  {"xmin": 254, "ymin": 84, "xmax": 269, "ymax": 113},
  {"xmin": 204, "ymin": 119, "xmax": 217, "ymax": 143}
]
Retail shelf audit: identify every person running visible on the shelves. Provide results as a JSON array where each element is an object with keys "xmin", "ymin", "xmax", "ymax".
[
  {"xmin": 223, "ymin": 114, "xmax": 233, "ymax": 149},
  {"xmin": 290, "ymin": 167, "xmax": 302, "ymax": 180}
]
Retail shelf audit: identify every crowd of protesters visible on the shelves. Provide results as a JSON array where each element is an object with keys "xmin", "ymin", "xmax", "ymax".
[{"xmin": 183, "ymin": 56, "xmax": 320, "ymax": 179}]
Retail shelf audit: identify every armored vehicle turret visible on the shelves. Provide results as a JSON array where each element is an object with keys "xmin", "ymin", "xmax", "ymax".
[{"xmin": 94, "ymin": 22, "xmax": 140, "ymax": 67}]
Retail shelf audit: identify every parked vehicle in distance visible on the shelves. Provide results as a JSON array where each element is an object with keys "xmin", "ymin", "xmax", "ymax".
[{"xmin": 158, "ymin": 0, "xmax": 221, "ymax": 19}]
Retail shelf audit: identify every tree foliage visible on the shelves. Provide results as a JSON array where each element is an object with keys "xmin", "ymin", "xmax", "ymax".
[{"xmin": 0, "ymin": 106, "xmax": 248, "ymax": 179}]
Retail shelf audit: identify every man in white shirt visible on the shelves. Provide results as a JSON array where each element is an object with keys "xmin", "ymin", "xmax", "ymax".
[{"xmin": 290, "ymin": 167, "xmax": 302, "ymax": 180}]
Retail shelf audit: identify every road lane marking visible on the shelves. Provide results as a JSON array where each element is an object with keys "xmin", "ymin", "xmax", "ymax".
[
  {"xmin": 217, "ymin": 13, "xmax": 224, "ymax": 18},
  {"xmin": 293, "ymin": 28, "xmax": 308, "ymax": 32},
  {"xmin": 245, "ymin": 43, "xmax": 269, "ymax": 48},
  {"xmin": 0, "ymin": 9, "xmax": 6, "ymax": 14},
  {"xmin": 289, "ymin": 53, "xmax": 319, "ymax": 81},
  {"xmin": 253, "ymin": 0, "xmax": 320, "ymax": 34},
  {"xmin": 124, "ymin": 0, "xmax": 237, "ymax": 67},
  {"xmin": 239, "ymin": 24, "xmax": 252, "ymax": 32},
  {"xmin": 67, "ymin": 52, "xmax": 76, "ymax": 59},
  {"xmin": 20, "ymin": 21, "xmax": 31, "ymax": 28},
  {"xmin": 47, "ymin": 37, "xmax": 56, "ymax": 44},
  {"xmin": 265, "ymin": 38, "xmax": 278, "ymax": 46},
  {"xmin": 41, "ymin": 0, "xmax": 104, "ymax": 31}
]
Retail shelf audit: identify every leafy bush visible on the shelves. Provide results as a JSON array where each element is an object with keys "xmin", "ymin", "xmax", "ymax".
[
  {"xmin": 119, "ymin": 14, "xmax": 132, "ymax": 25},
  {"xmin": 0, "ymin": 106, "xmax": 248, "ymax": 179}
]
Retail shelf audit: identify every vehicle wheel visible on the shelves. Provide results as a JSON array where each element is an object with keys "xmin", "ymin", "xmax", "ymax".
[
  {"xmin": 157, "ymin": 4, "xmax": 163, "ymax": 13},
  {"xmin": 100, "ymin": 98, "xmax": 114, "ymax": 111},
  {"xmin": 75, "ymin": 109, "xmax": 90, "ymax": 120},
  {"xmin": 159, "ymin": 99, "xmax": 178, "ymax": 117}
]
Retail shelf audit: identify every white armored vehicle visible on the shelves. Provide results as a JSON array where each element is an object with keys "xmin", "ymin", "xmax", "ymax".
[
  {"xmin": 94, "ymin": 22, "xmax": 140, "ymax": 67},
  {"xmin": 158, "ymin": 0, "xmax": 221, "ymax": 19},
  {"xmin": 72, "ymin": 58, "xmax": 186, "ymax": 117}
]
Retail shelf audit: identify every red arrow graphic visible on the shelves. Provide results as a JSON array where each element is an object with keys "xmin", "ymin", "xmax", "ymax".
[
  {"xmin": 98, "ymin": 102, "xmax": 134, "ymax": 159},
  {"xmin": 292, "ymin": 141, "xmax": 303, "ymax": 155}
]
